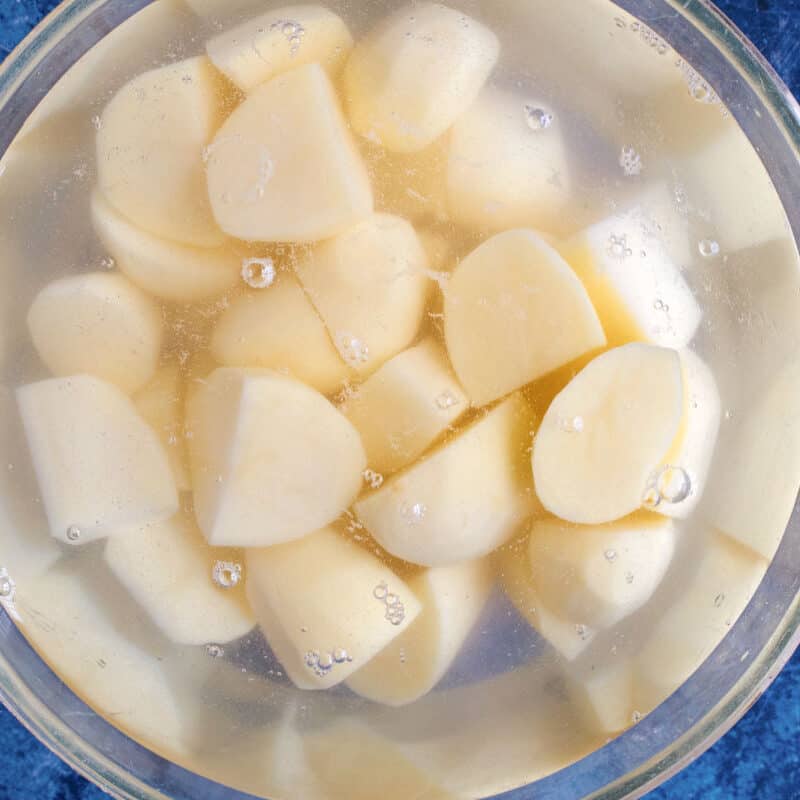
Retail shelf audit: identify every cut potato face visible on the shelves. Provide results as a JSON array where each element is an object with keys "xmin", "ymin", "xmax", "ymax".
[
  {"xmin": 27, "ymin": 272, "xmax": 162, "ymax": 395},
  {"xmin": 566, "ymin": 658, "xmax": 635, "ymax": 734},
  {"xmin": 533, "ymin": 344, "xmax": 684, "ymax": 525},
  {"xmin": 97, "ymin": 56, "xmax": 227, "ymax": 248},
  {"xmin": 340, "ymin": 338, "xmax": 468, "ymax": 474},
  {"xmin": 354, "ymin": 394, "xmax": 539, "ymax": 566},
  {"xmin": 347, "ymin": 558, "xmax": 492, "ymax": 705},
  {"xmin": 246, "ymin": 526, "xmax": 422, "ymax": 689},
  {"xmin": 294, "ymin": 213, "xmax": 431, "ymax": 375},
  {"xmin": 445, "ymin": 229, "xmax": 606, "ymax": 407},
  {"xmin": 207, "ymin": 5, "xmax": 353, "ymax": 92},
  {"xmin": 187, "ymin": 368, "xmax": 366, "ymax": 547},
  {"xmin": 211, "ymin": 272, "xmax": 352, "ymax": 395},
  {"xmin": 343, "ymin": 3, "xmax": 499, "ymax": 153},
  {"xmin": 17, "ymin": 375, "xmax": 178, "ymax": 545},
  {"xmin": 528, "ymin": 514, "xmax": 677, "ymax": 629},
  {"xmin": 206, "ymin": 62, "xmax": 373, "ymax": 242}
]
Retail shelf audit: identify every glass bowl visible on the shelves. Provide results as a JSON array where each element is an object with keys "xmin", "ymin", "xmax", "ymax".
[{"xmin": 0, "ymin": 1, "xmax": 798, "ymax": 798}]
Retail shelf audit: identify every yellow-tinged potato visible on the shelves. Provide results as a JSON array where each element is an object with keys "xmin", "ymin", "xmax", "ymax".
[
  {"xmin": 187, "ymin": 368, "xmax": 366, "ymax": 547},
  {"xmin": 533, "ymin": 344, "xmax": 684, "ymax": 525},
  {"xmin": 211, "ymin": 273, "xmax": 352, "ymax": 395},
  {"xmin": 447, "ymin": 87, "xmax": 571, "ymax": 235},
  {"xmin": 418, "ymin": 228, "xmax": 453, "ymax": 271},
  {"xmin": 17, "ymin": 375, "xmax": 178, "ymax": 545},
  {"xmin": 27, "ymin": 272, "xmax": 162, "ymax": 395},
  {"xmin": 354, "ymin": 394, "xmax": 539, "ymax": 566},
  {"xmin": 566, "ymin": 658, "xmax": 635, "ymax": 734},
  {"xmin": 444, "ymin": 229, "xmax": 606, "ymax": 407},
  {"xmin": 90, "ymin": 191, "xmax": 240, "ymax": 303},
  {"xmin": 528, "ymin": 515, "xmax": 677, "ymax": 628},
  {"xmin": 246, "ymin": 527, "xmax": 421, "ymax": 689},
  {"xmin": 206, "ymin": 5, "xmax": 353, "ymax": 92},
  {"xmin": 294, "ymin": 213, "xmax": 431, "ymax": 375},
  {"xmin": 206, "ymin": 62, "xmax": 372, "ymax": 242},
  {"xmin": 347, "ymin": 559, "xmax": 492, "ymax": 705},
  {"xmin": 340, "ymin": 338, "xmax": 468, "ymax": 474},
  {"xmin": 104, "ymin": 513, "xmax": 254, "ymax": 646},
  {"xmin": 343, "ymin": 3, "xmax": 499, "ymax": 153},
  {"xmin": 97, "ymin": 56, "xmax": 228, "ymax": 248}
]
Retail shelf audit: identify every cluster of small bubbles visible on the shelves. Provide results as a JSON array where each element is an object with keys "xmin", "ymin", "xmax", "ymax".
[
  {"xmin": 653, "ymin": 298, "xmax": 669, "ymax": 313},
  {"xmin": 523, "ymin": 104, "xmax": 554, "ymax": 131},
  {"xmin": 631, "ymin": 21, "xmax": 669, "ymax": 54},
  {"xmin": 619, "ymin": 146, "xmax": 643, "ymax": 177},
  {"xmin": 305, "ymin": 648, "xmax": 351, "ymax": 677},
  {"xmin": 373, "ymin": 581, "xmax": 406, "ymax": 626},
  {"xmin": 677, "ymin": 59, "xmax": 722, "ymax": 107},
  {"xmin": 614, "ymin": 16, "xmax": 627, "ymax": 28},
  {"xmin": 363, "ymin": 469, "xmax": 384, "ymax": 490},
  {"xmin": 436, "ymin": 390, "xmax": 460, "ymax": 410},
  {"xmin": 607, "ymin": 234, "xmax": 632, "ymax": 260},
  {"xmin": 241, "ymin": 257, "xmax": 276, "ymax": 289},
  {"xmin": 337, "ymin": 332, "xmax": 370, "ymax": 366},
  {"xmin": 212, "ymin": 560, "xmax": 242, "ymax": 589},
  {"xmin": 632, "ymin": 710, "xmax": 643, "ymax": 724},
  {"xmin": 91, "ymin": 114, "xmax": 103, "ymax": 131},
  {"xmin": 271, "ymin": 19, "xmax": 306, "ymax": 54},
  {"xmin": 66, "ymin": 525, "xmax": 81, "ymax": 543},
  {"xmin": 206, "ymin": 644, "xmax": 225, "ymax": 658},
  {"xmin": 399, "ymin": 648, "xmax": 407, "ymax": 663},
  {"xmin": 604, "ymin": 549, "xmax": 618, "ymax": 563},
  {"xmin": 558, "ymin": 415, "xmax": 584, "ymax": 434},
  {"xmin": 698, "ymin": 238, "xmax": 721, "ymax": 258},
  {"xmin": 0, "ymin": 568, "xmax": 15, "ymax": 599},
  {"xmin": 400, "ymin": 501, "xmax": 427, "ymax": 525},
  {"xmin": 575, "ymin": 624, "xmax": 588, "ymax": 640},
  {"xmin": 100, "ymin": 256, "xmax": 116, "ymax": 270},
  {"xmin": 625, "ymin": 571, "xmax": 635, "ymax": 585},
  {"xmin": 714, "ymin": 593, "xmax": 726, "ymax": 608}
]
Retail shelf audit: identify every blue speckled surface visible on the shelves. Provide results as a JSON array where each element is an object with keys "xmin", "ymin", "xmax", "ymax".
[{"xmin": 0, "ymin": 1, "xmax": 798, "ymax": 798}]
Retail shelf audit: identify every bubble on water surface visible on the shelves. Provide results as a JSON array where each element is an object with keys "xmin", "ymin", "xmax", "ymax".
[
  {"xmin": 524, "ymin": 104, "xmax": 554, "ymax": 131},
  {"xmin": 698, "ymin": 238, "xmax": 720, "ymax": 258},
  {"xmin": 212, "ymin": 560, "xmax": 242, "ymax": 589},
  {"xmin": 66, "ymin": 525, "xmax": 81, "ymax": 543},
  {"xmin": 271, "ymin": 19, "xmax": 306, "ymax": 55},
  {"xmin": 619, "ymin": 146, "xmax": 642, "ymax": 176},
  {"xmin": 241, "ymin": 257, "xmax": 276, "ymax": 289}
]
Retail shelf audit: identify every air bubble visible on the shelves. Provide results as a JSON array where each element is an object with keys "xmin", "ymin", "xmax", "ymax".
[
  {"xmin": 401, "ymin": 502, "xmax": 426, "ymax": 525},
  {"xmin": 558, "ymin": 415, "xmax": 584, "ymax": 433},
  {"xmin": 241, "ymin": 257, "xmax": 276, "ymax": 289},
  {"xmin": 607, "ymin": 234, "xmax": 629, "ymax": 259},
  {"xmin": 337, "ymin": 332, "xmax": 370, "ymax": 366},
  {"xmin": 575, "ymin": 624, "xmax": 588, "ymax": 640},
  {"xmin": 714, "ymin": 593, "xmax": 725, "ymax": 608},
  {"xmin": 656, "ymin": 465, "xmax": 691, "ymax": 504},
  {"xmin": 613, "ymin": 16, "xmax": 627, "ymax": 28},
  {"xmin": 524, "ymin": 104, "xmax": 554, "ymax": 131},
  {"xmin": 632, "ymin": 710, "xmax": 643, "ymax": 724},
  {"xmin": 604, "ymin": 549, "xmax": 617, "ymax": 563},
  {"xmin": 698, "ymin": 238, "xmax": 720, "ymax": 258},
  {"xmin": 619, "ymin": 146, "xmax": 643, "ymax": 177},
  {"xmin": 101, "ymin": 256, "xmax": 116, "ymax": 270},
  {"xmin": 436, "ymin": 391, "xmax": 459, "ymax": 410},
  {"xmin": 333, "ymin": 648, "xmax": 351, "ymax": 664},
  {"xmin": 653, "ymin": 298, "xmax": 668, "ymax": 312},
  {"xmin": 363, "ymin": 469, "xmax": 384, "ymax": 489},
  {"xmin": 373, "ymin": 582, "xmax": 389, "ymax": 601},
  {"xmin": 91, "ymin": 115, "xmax": 102, "ymax": 131},
  {"xmin": 0, "ymin": 569, "xmax": 15, "ymax": 599},
  {"xmin": 206, "ymin": 644, "xmax": 225, "ymax": 658},
  {"xmin": 641, "ymin": 485, "xmax": 661, "ymax": 510},
  {"xmin": 212, "ymin": 560, "xmax": 242, "ymax": 589},
  {"xmin": 625, "ymin": 571, "xmax": 635, "ymax": 584},
  {"xmin": 66, "ymin": 525, "xmax": 81, "ymax": 543}
]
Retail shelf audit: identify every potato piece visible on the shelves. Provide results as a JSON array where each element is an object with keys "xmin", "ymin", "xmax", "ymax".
[
  {"xmin": 17, "ymin": 375, "xmax": 178, "ymax": 545},
  {"xmin": 354, "ymin": 394, "xmax": 538, "ymax": 566},
  {"xmin": 533, "ymin": 344, "xmax": 684, "ymax": 525},
  {"xmin": 340, "ymin": 338, "xmax": 468, "ymax": 474},
  {"xmin": 90, "ymin": 191, "xmax": 239, "ymax": 303},
  {"xmin": 294, "ymin": 213, "xmax": 430, "ymax": 375},
  {"xmin": 97, "ymin": 56, "xmax": 227, "ymax": 247},
  {"xmin": 246, "ymin": 527, "xmax": 421, "ymax": 689},
  {"xmin": 206, "ymin": 5, "xmax": 353, "ymax": 92},
  {"xmin": 566, "ymin": 659, "xmax": 635, "ymax": 734},
  {"xmin": 418, "ymin": 229, "xmax": 453, "ymax": 271},
  {"xmin": 206, "ymin": 62, "xmax": 372, "ymax": 242},
  {"xmin": 27, "ymin": 272, "xmax": 162, "ymax": 395},
  {"xmin": 343, "ymin": 3, "xmax": 499, "ymax": 153},
  {"xmin": 187, "ymin": 368, "xmax": 366, "ymax": 546},
  {"xmin": 211, "ymin": 273, "xmax": 352, "ymax": 395},
  {"xmin": 560, "ymin": 184, "xmax": 701, "ymax": 348},
  {"xmin": 347, "ymin": 559, "xmax": 492, "ymax": 705},
  {"xmin": 447, "ymin": 87, "xmax": 571, "ymax": 235},
  {"xmin": 445, "ymin": 229, "xmax": 606, "ymax": 407},
  {"xmin": 528, "ymin": 514, "xmax": 677, "ymax": 628}
]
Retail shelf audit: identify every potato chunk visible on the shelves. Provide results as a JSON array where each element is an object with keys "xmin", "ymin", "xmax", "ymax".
[
  {"xmin": 566, "ymin": 659, "xmax": 635, "ymax": 734},
  {"xmin": 444, "ymin": 229, "xmax": 605, "ymax": 407},
  {"xmin": 206, "ymin": 62, "xmax": 373, "ymax": 242},
  {"xmin": 187, "ymin": 368, "xmax": 366, "ymax": 546}
]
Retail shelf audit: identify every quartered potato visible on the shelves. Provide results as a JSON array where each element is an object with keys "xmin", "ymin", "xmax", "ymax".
[{"xmin": 566, "ymin": 658, "xmax": 635, "ymax": 734}]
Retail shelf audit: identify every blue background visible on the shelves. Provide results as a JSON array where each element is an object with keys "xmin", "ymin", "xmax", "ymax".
[{"xmin": 0, "ymin": 1, "xmax": 799, "ymax": 798}]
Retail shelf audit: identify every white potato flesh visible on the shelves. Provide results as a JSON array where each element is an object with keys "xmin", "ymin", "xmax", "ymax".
[
  {"xmin": 560, "ymin": 184, "xmax": 701, "ymax": 348},
  {"xmin": 294, "ymin": 213, "xmax": 431, "ymax": 375},
  {"xmin": 187, "ymin": 368, "xmax": 366, "ymax": 546},
  {"xmin": 444, "ymin": 229, "xmax": 606, "ymax": 407},
  {"xmin": 207, "ymin": 5, "xmax": 353, "ymax": 92},
  {"xmin": 566, "ymin": 659, "xmax": 635, "ymax": 734},
  {"xmin": 447, "ymin": 87, "xmax": 571, "ymax": 235},
  {"xmin": 533, "ymin": 344, "xmax": 684, "ymax": 525},
  {"xmin": 347, "ymin": 559, "xmax": 492, "ymax": 705},
  {"xmin": 206, "ymin": 62, "xmax": 373, "ymax": 242},
  {"xmin": 17, "ymin": 375, "xmax": 178, "ymax": 545},
  {"xmin": 340, "ymin": 338, "xmax": 468, "ymax": 474},
  {"xmin": 246, "ymin": 527, "xmax": 421, "ymax": 689},
  {"xmin": 418, "ymin": 229, "xmax": 453, "ymax": 271},
  {"xmin": 27, "ymin": 272, "xmax": 162, "ymax": 395},
  {"xmin": 104, "ymin": 514, "xmax": 255, "ymax": 646},
  {"xmin": 343, "ymin": 3, "xmax": 499, "ymax": 153},
  {"xmin": 354, "ymin": 394, "xmax": 539, "ymax": 566},
  {"xmin": 211, "ymin": 273, "xmax": 352, "ymax": 395},
  {"xmin": 97, "ymin": 56, "xmax": 227, "ymax": 248},
  {"xmin": 635, "ymin": 532, "xmax": 766, "ymax": 714},
  {"xmin": 528, "ymin": 514, "xmax": 677, "ymax": 628},
  {"xmin": 90, "ymin": 191, "xmax": 240, "ymax": 303}
]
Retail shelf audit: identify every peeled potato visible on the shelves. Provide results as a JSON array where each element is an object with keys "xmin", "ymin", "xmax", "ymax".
[
  {"xmin": 206, "ymin": 62, "xmax": 372, "ymax": 242},
  {"xmin": 187, "ymin": 368, "xmax": 366, "ymax": 547},
  {"xmin": 17, "ymin": 375, "xmax": 178, "ymax": 545},
  {"xmin": 294, "ymin": 213, "xmax": 430, "ymax": 375},
  {"xmin": 97, "ymin": 56, "xmax": 227, "ymax": 248},
  {"xmin": 211, "ymin": 272, "xmax": 352, "ymax": 395},
  {"xmin": 246, "ymin": 526, "xmax": 421, "ymax": 689},
  {"xmin": 566, "ymin": 658, "xmax": 635, "ymax": 734},
  {"xmin": 343, "ymin": 3, "xmax": 499, "ymax": 153},
  {"xmin": 340, "ymin": 338, "xmax": 468, "ymax": 474},
  {"xmin": 27, "ymin": 272, "xmax": 162, "ymax": 395},
  {"xmin": 445, "ymin": 229, "xmax": 606, "ymax": 407},
  {"xmin": 207, "ymin": 5, "xmax": 353, "ymax": 92},
  {"xmin": 533, "ymin": 343, "xmax": 684, "ymax": 525},
  {"xmin": 354, "ymin": 394, "xmax": 538, "ymax": 566},
  {"xmin": 90, "ymin": 191, "xmax": 240, "ymax": 303},
  {"xmin": 447, "ymin": 87, "xmax": 571, "ymax": 235},
  {"xmin": 418, "ymin": 228, "xmax": 453, "ymax": 271},
  {"xmin": 347, "ymin": 559, "xmax": 492, "ymax": 705},
  {"xmin": 528, "ymin": 514, "xmax": 677, "ymax": 628}
]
